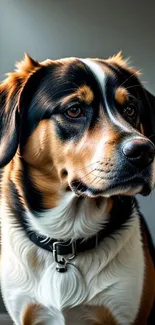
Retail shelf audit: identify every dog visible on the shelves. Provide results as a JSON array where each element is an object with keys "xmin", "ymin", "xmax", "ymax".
[{"xmin": 0, "ymin": 53, "xmax": 155, "ymax": 325}]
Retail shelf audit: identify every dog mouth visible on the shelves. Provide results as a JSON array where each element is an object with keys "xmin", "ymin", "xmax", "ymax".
[{"xmin": 70, "ymin": 177, "xmax": 151, "ymax": 198}]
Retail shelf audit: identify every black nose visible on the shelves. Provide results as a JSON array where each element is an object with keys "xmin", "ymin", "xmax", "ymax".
[{"xmin": 122, "ymin": 138, "xmax": 155, "ymax": 169}]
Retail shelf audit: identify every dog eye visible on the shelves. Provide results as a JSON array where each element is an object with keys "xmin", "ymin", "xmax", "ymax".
[
  {"xmin": 65, "ymin": 107, "xmax": 84, "ymax": 118},
  {"xmin": 123, "ymin": 104, "xmax": 137, "ymax": 119}
]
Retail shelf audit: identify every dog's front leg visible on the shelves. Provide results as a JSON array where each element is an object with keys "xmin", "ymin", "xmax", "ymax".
[
  {"xmin": 22, "ymin": 304, "xmax": 43, "ymax": 325},
  {"xmin": 22, "ymin": 304, "xmax": 65, "ymax": 325}
]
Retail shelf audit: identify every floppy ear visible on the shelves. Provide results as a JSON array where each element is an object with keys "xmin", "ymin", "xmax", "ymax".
[
  {"xmin": 140, "ymin": 88, "xmax": 155, "ymax": 143},
  {"xmin": 0, "ymin": 54, "xmax": 41, "ymax": 167},
  {"xmin": 0, "ymin": 83, "xmax": 19, "ymax": 167}
]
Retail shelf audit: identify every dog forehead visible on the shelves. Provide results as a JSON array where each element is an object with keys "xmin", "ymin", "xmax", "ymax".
[
  {"xmin": 58, "ymin": 58, "xmax": 120, "ymax": 103},
  {"xmin": 31, "ymin": 57, "xmax": 139, "ymax": 121},
  {"xmin": 80, "ymin": 59, "xmax": 107, "ymax": 93},
  {"xmin": 61, "ymin": 58, "xmax": 110, "ymax": 90},
  {"xmin": 41, "ymin": 58, "xmax": 114, "ymax": 105}
]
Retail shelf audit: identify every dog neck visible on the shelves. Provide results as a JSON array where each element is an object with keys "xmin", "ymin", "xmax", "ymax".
[
  {"xmin": 27, "ymin": 192, "xmax": 112, "ymax": 241},
  {"xmin": 6, "ymin": 157, "xmax": 135, "ymax": 243}
]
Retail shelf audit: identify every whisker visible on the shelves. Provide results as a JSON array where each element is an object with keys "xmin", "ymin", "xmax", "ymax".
[
  {"xmin": 119, "ymin": 70, "xmax": 139, "ymax": 88},
  {"xmin": 24, "ymin": 165, "xmax": 56, "ymax": 178},
  {"xmin": 72, "ymin": 160, "xmax": 100, "ymax": 173},
  {"xmin": 95, "ymin": 176, "xmax": 103, "ymax": 185},
  {"xmin": 149, "ymin": 133, "xmax": 155, "ymax": 140},
  {"xmin": 69, "ymin": 167, "xmax": 101, "ymax": 198},
  {"xmin": 88, "ymin": 174, "xmax": 100, "ymax": 186},
  {"xmin": 72, "ymin": 168, "xmax": 97, "ymax": 187},
  {"xmin": 125, "ymin": 84, "xmax": 145, "ymax": 90},
  {"xmin": 128, "ymin": 94, "xmax": 139, "ymax": 103},
  {"xmin": 79, "ymin": 168, "xmax": 97, "ymax": 180}
]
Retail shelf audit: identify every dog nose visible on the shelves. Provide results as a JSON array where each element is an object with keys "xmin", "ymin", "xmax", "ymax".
[{"xmin": 122, "ymin": 138, "xmax": 155, "ymax": 168}]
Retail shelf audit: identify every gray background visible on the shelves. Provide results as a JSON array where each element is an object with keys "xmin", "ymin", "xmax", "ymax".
[{"xmin": 0, "ymin": 0, "xmax": 155, "ymax": 314}]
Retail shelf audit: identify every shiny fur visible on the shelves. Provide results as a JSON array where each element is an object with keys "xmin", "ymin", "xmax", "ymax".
[{"xmin": 0, "ymin": 53, "xmax": 155, "ymax": 325}]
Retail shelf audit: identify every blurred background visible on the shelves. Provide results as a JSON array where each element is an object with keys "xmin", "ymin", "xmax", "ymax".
[{"xmin": 0, "ymin": 0, "xmax": 155, "ymax": 319}]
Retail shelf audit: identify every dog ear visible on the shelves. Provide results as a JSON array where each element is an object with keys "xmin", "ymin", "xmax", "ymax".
[
  {"xmin": 140, "ymin": 88, "xmax": 155, "ymax": 143},
  {"xmin": 0, "ymin": 54, "xmax": 41, "ymax": 167},
  {"xmin": 0, "ymin": 83, "xmax": 19, "ymax": 167}
]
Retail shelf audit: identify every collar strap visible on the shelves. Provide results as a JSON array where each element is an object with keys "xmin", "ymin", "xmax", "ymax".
[
  {"xmin": 26, "ymin": 196, "xmax": 135, "ymax": 256},
  {"xmin": 23, "ymin": 196, "xmax": 135, "ymax": 272},
  {"xmin": 28, "ymin": 228, "xmax": 103, "ymax": 257},
  {"xmin": 27, "ymin": 228, "xmax": 104, "ymax": 273}
]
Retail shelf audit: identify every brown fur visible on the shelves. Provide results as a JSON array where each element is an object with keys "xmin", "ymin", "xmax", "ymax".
[
  {"xmin": 0, "ymin": 53, "xmax": 41, "ymax": 100},
  {"xmin": 134, "ymin": 221, "xmax": 155, "ymax": 325},
  {"xmin": 22, "ymin": 304, "xmax": 43, "ymax": 325},
  {"xmin": 107, "ymin": 52, "xmax": 140, "ymax": 76},
  {"xmin": 91, "ymin": 305, "xmax": 118, "ymax": 325},
  {"xmin": 20, "ymin": 118, "xmax": 122, "ymax": 206},
  {"xmin": 0, "ymin": 53, "xmax": 147, "ymax": 208},
  {"xmin": 76, "ymin": 85, "xmax": 94, "ymax": 104},
  {"xmin": 115, "ymin": 87, "xmax": 129, "ymax": 105},
  {"xmin": 61, "ymin": 84, "xmax": 94, "ymax": 106},
  {"xmin": 9, "ymin": 120, "xmax": 62, "ymax": 209},
  {"xmin": 11, "ymin": 79, "xmax": 121, "ymax": 205},
  {"xmin": 1, "ymin": 53, "xmax": 154, "ymax": 324}
]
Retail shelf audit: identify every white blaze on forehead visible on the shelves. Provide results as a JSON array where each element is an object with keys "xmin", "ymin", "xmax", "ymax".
[
  {"xmin": 80, "ymin": 59, "xmax": 136, "ymax": 133},
  {"xmin": 81, "ymin": 59, "xmax": 107, "ymax": 95}
]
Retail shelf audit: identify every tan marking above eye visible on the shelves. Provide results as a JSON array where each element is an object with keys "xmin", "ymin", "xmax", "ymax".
[
  {"xmin": 115, "ymin": 87, "xmax": 129, "ymax": 105},
  {"xmin": 61, "ymin": 85, "xmax": 94, "ymax": 106},
  {"xmin": 76, "ymin": 85, "xmax": 94, "ymax": 104}
]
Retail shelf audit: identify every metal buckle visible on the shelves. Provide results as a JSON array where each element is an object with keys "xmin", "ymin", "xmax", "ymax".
[
  {"xmin": 53, "ymin": 241, "xmax": 67, "ymax": 273},
  {"xmin": 52, "ymin": 241, "xmax": 76, "ymax": 273},
  {"xmin": 68, "ymin": 242, "xmax": 76, "ymax": 260}
]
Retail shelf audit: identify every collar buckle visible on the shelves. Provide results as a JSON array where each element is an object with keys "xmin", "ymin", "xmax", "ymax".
[
  {"xmin": 53, "ymin": 241, "xmax": 67, "ymax": 272},
  {"xmin": 68, "ymin": 242, "xmax": 76, "ymax": 260},
  {"xmin": 52, "ymin": 241, "xmax": 76, "ymax": 272}
]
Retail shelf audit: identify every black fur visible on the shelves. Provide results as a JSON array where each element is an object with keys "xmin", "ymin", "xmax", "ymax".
[
  {"xmin": 0, "ymin": 56, "xmax": 155, "ymax": 323},
  {"xmin": 0, "ymin": 58, "xmax": 155, "ymax": 166},
  {"xmin": 7, "ymin": 176, "xmax": 136, "ymax": 245},
  {"xmin": 140, "ymin": 214, "xmax": 155, "ymax": 324}
]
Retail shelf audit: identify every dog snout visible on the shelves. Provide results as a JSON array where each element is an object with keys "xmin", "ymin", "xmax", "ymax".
[{"xmin": 122, "ymin": 138, "xmax": 155, "ymax": 169}]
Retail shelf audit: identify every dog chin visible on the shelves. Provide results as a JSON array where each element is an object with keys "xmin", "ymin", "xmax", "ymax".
[
  {"xmin": 70, "ymin": 180, "xmax": 151, "ymax": 198},
  {"xmin": 100, "ymin": 185, "xmax": 144, "ymax": 198}
]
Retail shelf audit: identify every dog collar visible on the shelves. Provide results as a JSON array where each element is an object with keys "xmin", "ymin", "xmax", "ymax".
[
  {"xmin": 27, "ymin": 227, "xmax": 108, "ymax": 272},
  {"xmin": 8, "ymin": 180, "xmax": 135, "ymax": 273},
  {"xmin": 25, "ymin": 195, "xmax": 135, "ymax": 273}
]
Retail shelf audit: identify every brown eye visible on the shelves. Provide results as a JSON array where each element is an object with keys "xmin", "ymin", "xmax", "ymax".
[
  {"xmin": 66, "ymin": 107, "xmax": 83, "ymax": 118},
  {"xmin": 124, "ymin": 105, "xmax": 137, "ymax": 118}
]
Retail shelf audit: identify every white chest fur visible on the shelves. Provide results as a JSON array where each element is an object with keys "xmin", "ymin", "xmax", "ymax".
[{"xmin": 1, "ymin": 200, "xmax": 144, "ymax": 325}]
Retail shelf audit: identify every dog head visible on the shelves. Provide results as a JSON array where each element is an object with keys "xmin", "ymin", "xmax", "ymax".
[{"xmin": 0, "ymin": 53, "xmax": 155, "ymax": 209}]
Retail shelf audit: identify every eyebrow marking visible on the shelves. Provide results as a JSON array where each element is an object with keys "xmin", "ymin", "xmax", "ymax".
[
  {"xmin": 76, "ymin": 85, "xmax": 94, "ymax": 104},
  {"xmin": 115, "ymin": 87, "xmax": 129, "ymax": 105},
  {"xmin": 80, "ymin": 59, "xmax": 139, "ymax": 134},
  {"xmin": 61, "ymin": 84, "xmax": 94, "ymax": 105}
]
